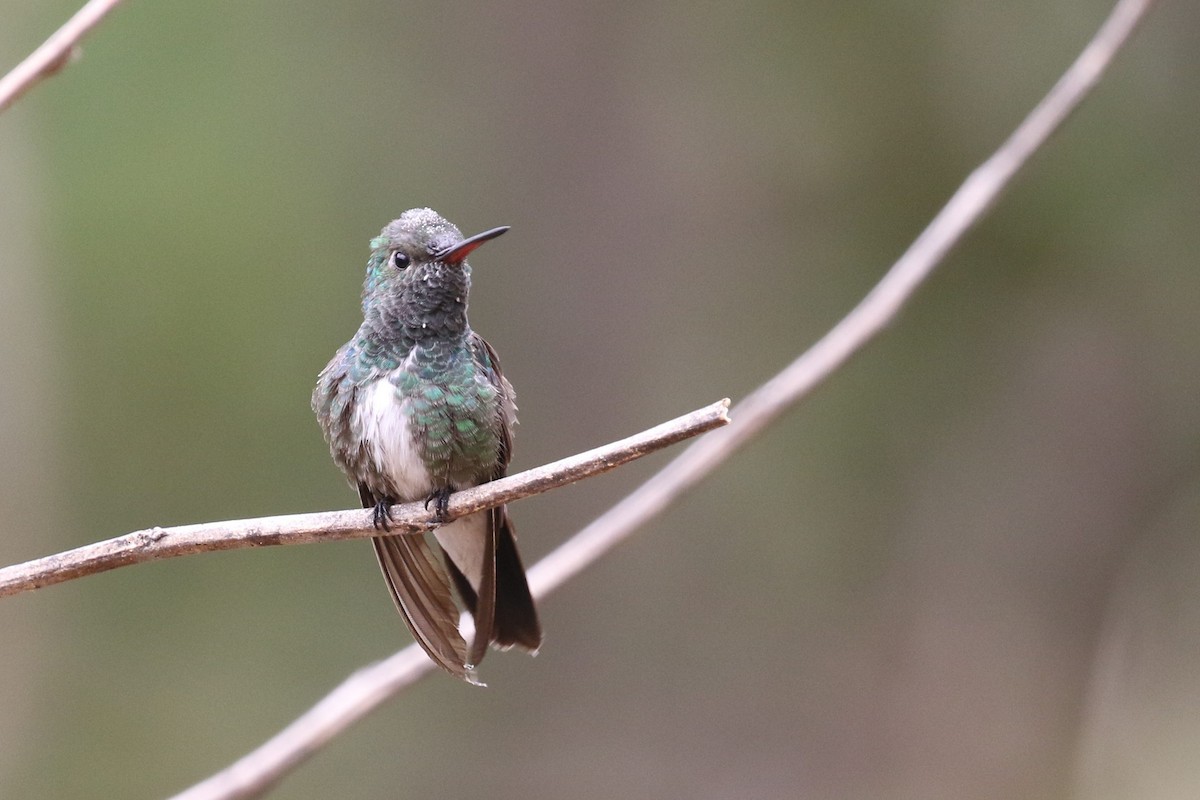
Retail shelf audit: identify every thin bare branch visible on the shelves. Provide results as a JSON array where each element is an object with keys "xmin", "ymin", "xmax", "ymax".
[
  {"xmin": 518, "ymin": 0, "xmax": 1158, "ymax": 599},
  {"xmin": 0, "ymin": 0, "xmax": 125, "ymax": 113},
  {"xmin": 168, "ymin": 2, "xmax": 1156, "ymax": 798},
  {"xmin": 0, "ymin": 400, "xmax": 730, "ymax": 598}
]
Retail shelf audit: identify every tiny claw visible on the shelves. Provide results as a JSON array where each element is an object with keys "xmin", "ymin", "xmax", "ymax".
[
  {"xmin": 372, "ymin": 500, "xmax": 393, "ymax": 532},
  {"xmin": 423, "ymin": 487, "xmax": 453, "ymax": 523}
]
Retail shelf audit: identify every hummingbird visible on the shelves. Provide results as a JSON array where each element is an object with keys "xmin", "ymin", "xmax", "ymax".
[{"xmin": 312, "ymin": 208, "xmax": 541, "ymax": 683}]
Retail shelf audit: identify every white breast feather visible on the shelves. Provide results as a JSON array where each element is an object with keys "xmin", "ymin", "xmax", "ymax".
[{"xmin": 354, "ymin": 377, "xmax": 434, "ymax": 499}]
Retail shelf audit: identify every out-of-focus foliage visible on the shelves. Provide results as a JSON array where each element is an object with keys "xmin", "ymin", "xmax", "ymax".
[{"xmin": 2, "ymin": 2, "xmax": 1198, "ymax": 798}]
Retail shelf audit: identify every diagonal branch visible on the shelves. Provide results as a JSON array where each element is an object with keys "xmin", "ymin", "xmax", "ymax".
[
  {"xmin": 0, "ymin": 0, "xmax": 125, "ymax": 113},
  {"xmin": 167, "ymin": 1, "xmax": 1157, "ymax": 798},
  {"xmin": 0, "ymin": 399, "xmax": 730, "ymax": 597}
]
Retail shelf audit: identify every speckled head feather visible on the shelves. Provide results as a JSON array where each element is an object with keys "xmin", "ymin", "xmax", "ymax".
[{"xmin": 361, "ymin": 208, "xmax": 478, "ymax": 344}]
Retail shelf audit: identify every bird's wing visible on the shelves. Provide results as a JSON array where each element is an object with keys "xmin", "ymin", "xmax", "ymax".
[
  {"xmin": 450, "ymin": 334, "xmax": 541, "ymax": 652},
  {"xmin": 444, "ymin": 512, "xmax": 495, "ymax": 669},
  {"xmin": 469, "ymin": 332, "xmax": 517, "ymax": 471},
  {"xmin": 361, "ymin": 485, "xmax": 478, "ymax": 684}
]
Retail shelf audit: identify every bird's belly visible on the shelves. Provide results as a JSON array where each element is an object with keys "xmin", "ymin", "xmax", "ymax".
[{"xmin": 353, "ymin": 378, "xmax": 435, "ymax": 499}]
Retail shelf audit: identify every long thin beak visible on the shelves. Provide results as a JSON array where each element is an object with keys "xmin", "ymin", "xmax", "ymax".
[{"xmin": 435, "ymin": 226, "xmax": 510, "ymax": 265}]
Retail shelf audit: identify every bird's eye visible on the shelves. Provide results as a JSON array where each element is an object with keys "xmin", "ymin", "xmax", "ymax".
[{"xmin": 392, "ymin": 251, "xmax": 410, "ymax": 269}]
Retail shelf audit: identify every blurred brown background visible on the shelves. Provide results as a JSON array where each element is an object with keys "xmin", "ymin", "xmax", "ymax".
[{"xmin": 2, "ymin": 2, "xmax": 1199, "ymax": 798}]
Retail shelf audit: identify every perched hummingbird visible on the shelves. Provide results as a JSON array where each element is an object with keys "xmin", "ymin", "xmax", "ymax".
[{"xmin": 312, "ymin": 208, "xmax": 541, "ymax": 683}]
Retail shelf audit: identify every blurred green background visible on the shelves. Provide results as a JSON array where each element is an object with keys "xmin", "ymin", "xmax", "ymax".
[{"xmin": 2, "ymin": 1, "xmax": 1199, "ymax": 798}]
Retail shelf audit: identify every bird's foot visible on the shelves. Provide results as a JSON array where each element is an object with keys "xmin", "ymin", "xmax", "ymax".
[
  {"xmin": 372, "ymin": 500, "xmax": 394, "ymax": 532},
  {"xmin": 423, "ymin": 487, "xmax": 453, "ymax": 524}
]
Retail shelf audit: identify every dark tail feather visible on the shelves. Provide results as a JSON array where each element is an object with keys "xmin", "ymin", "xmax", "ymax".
[
  {"xmin": 446, "ymin": 505, "xmax": 542, "ymax": 653},
  {"xmin": 465, "ymin": 517, "xmax": 496, "ymax": 668},
  {"xmin": 493, "ymin": 507, "xmax": 542, "ymax": 651}
]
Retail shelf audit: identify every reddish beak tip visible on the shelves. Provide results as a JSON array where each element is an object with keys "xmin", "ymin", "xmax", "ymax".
[{"xmin": 436, "ymin": 226, "xmax": 510, "ymax": 265}]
